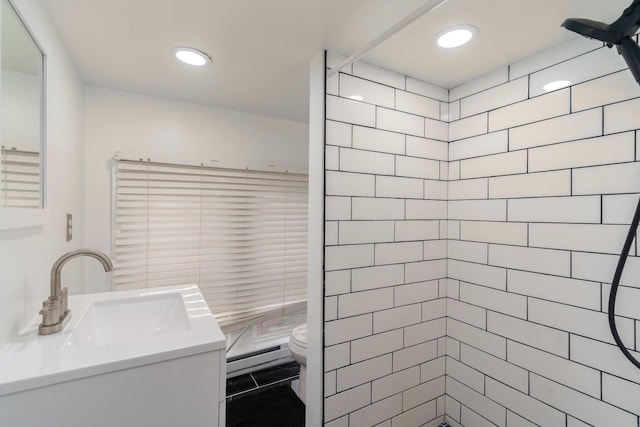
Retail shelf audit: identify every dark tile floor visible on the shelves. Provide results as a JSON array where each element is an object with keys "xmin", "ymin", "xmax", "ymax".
[
  {"xmin": 226, "ymin": 362, "xmax": 304, "ymax": 427},
  {"xmin": 226, "ymin": 384, "xmax": 304, "ymax": 427},
  {"xmin": 226, "ymin": 361, "xmax": 300, "ymax": 399}
]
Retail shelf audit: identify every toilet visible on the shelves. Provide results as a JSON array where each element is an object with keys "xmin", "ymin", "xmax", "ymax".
[{"xmin": 288, "ymin": 323, "xmax": 307, "ymax": 403}]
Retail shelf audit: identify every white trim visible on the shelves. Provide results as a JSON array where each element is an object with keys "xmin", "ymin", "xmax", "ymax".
[{"xmin": 306, "ymin": 50, "xmax": 325, "ymax": 427}]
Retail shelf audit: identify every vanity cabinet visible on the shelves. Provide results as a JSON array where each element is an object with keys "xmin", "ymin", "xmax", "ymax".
[
  {"xmin": 0, "ymin": 350, "xmax": 226, "ymax": 426},
  {"xmin": 0, "ymin": 285, "xmax": 226, "ymax": 426}
]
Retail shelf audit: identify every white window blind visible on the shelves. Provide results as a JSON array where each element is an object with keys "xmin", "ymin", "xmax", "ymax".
[
  {"xmin": 1, "ymin": 145, "xmax": 41, "ymax": 208},
  {"xmin": 113, "ymin": 159, "xmax": 308, "ymax": 332}
]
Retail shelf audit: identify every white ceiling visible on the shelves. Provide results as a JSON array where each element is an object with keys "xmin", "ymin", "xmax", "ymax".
[{"xmin": 42, "ymin": 0, "xmax": 631, "ymax": 123}]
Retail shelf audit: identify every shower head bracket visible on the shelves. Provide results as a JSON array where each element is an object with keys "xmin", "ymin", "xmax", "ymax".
[
  {"xmin": 562, "ymin": 0, "xmax": 640, "ymax": 45},
  {"xmin": 562, "ymin": 0, "xmax": 640, "ymax": 83}
]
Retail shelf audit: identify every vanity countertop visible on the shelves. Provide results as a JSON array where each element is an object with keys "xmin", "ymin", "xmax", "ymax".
[{"xmin": 0, "ymin": 284, "xmax": 225, "ymax": 397}]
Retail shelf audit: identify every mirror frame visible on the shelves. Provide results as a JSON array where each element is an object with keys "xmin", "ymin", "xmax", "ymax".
[{"xmin": 0, "ymin": 0, "xmax": 48, "ymax": 230}]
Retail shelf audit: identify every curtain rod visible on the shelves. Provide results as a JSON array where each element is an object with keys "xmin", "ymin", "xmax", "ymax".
[{"xmin": 327, "ymin": 0, "xmax": 449, "ymax": 78}]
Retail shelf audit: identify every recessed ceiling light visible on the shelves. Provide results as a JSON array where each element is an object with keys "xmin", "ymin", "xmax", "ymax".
[
  {"xmin": 436, "ymin": 25, "xmax": 477, "ymax": 48},
  {"xmin": 542, "ymin": 80, "xmax": 571, "ymax": 92},
  {"xmin": 348, "ymin": 95, "xmax": 364, "ymax": 101},
  {"xmin": 173, "ymin": 47, "xmax": 211, "ymax": 66}
]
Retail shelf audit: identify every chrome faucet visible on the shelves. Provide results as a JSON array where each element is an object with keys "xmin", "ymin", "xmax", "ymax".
[{"xmin": 38, "ymin": 249, "xmax": 114, "ymax": 335}]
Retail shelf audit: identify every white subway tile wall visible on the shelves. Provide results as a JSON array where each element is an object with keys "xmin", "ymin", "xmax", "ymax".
[
  {"xmin": 324, "ymin": 64, "xmax": 448, "ymax": 425},
  {"xmin": 508, "ymin": 37, "xmax": 596, "ymax": 81},
  {"xmin": 572, "ymin": 69, "xmax": 640, "ymax": 112},
  {"xmin": 460, "ymin": 77, "xmax": 529, "ymax": 119},
  {"xmin": 443, "ymin": 37, "xmax": 640, "ymax": 427},
  {"xmin": 528, "ymin": 46, "xmax": 627, "ymax": 98},
  {"xmin": 324, "ymin": 39, "xmax": 640, "ymax": 426}
]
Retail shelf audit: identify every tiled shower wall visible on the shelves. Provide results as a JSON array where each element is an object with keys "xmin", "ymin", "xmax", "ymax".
[
  {"xmin": 445, "ymin": 40, "xmax": 640, "ymax": 426},
  {"xmin": 323, "ymin": 37, "xmax": 640, "ymax": 426},
  {"xmin": 323, "ymin": 54, "xmax": 450, "ymax": 426}
]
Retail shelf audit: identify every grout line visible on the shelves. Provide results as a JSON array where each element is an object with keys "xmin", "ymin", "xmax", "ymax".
[
  {"xmin": 570, "ymin": 168, "xmax": 573, "ymax": 197},
  {"xmin": 350, "ymin": 123, "xmax": 354, "ymax": 148},
  {"xmin": 600, "ymin": 195, "xmax": 603, "ymax": 225},
  {"xmin": 375, "ymin": 105, "xmax": 378, "ymax": 129},
  {"xmin": 569, "ymin": 251, "xmax": 573, "ymax": 278},
  {"xmin": 600, "ymin": 370, "xmax": 604, "ymax": 401},
  {"xmin": 569, "ymin": 85, "xmax": 573, "ymax": 115}
]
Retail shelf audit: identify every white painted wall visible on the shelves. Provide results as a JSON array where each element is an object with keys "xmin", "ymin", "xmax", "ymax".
[
  {"xmin": 83, "ymin": 87, "xmax": 309, "ymax": 292},
  {"xmin": 0, "ymin": 0, "xmax": 85, "ymax": 348}
]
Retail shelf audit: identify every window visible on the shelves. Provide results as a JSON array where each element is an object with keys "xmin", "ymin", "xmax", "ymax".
[{"xmin": 112, "ymin": 159, "xmax": 308, "ymax": 332}]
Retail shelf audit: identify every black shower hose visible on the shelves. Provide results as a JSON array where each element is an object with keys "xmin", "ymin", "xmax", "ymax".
[{"xmin": 609, "ymin": 195, "xmax": 640, "ymax": 370}]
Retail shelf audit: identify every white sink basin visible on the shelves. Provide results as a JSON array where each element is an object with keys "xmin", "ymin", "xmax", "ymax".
[
  {"xmin": 69, "ymin": 292, "xmax": 191, "ymax": 349},
  {"xmin": 0, "ymin": 284, "xmax": 225, "ymax": 397}
]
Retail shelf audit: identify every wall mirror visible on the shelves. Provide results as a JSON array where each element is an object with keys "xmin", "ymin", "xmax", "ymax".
[{"xmin": 0, "ymin": 0, "xmax": 46, "ymax": 228}]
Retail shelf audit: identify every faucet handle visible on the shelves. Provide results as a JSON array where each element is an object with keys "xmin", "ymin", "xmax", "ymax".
[
  {"xmin": 39, "ymin": 299, "xmax": 59, "ymax": 327},
  {"xmin": 60, "ymin": 287, "xmax": 69, "ymax": 316}
]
